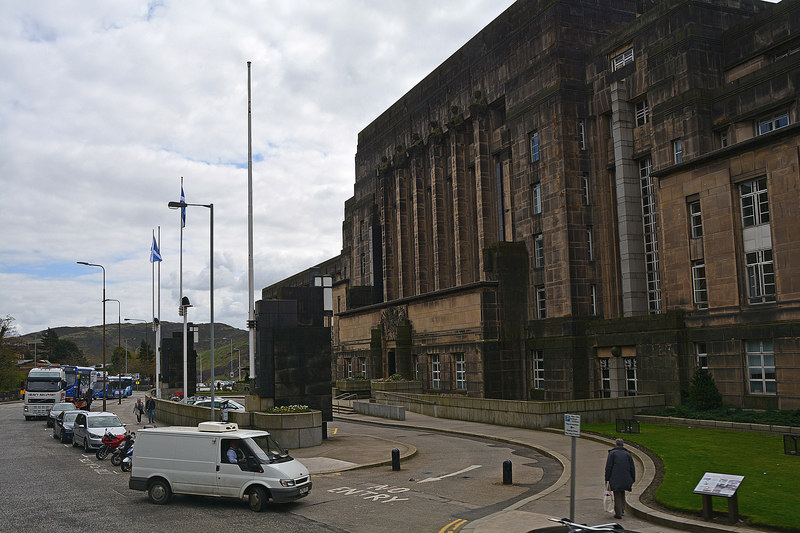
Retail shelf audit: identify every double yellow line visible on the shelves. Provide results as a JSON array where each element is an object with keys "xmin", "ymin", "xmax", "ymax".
[{"xmin": 439, "ymin": 518, "xmax": 468, "ymax": 533}]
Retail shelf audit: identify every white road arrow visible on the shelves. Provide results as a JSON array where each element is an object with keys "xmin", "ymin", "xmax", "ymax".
[{"xmin": 417, "ymin": 464, "xmax": 482, "ymax": 483}]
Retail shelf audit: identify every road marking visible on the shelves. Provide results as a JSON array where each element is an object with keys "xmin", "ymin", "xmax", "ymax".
[
  {"xmin": 331, "ymin": 427, "xmax": 339, "ymax": 435},
  {"xmin": 80, "ymin": 454, "xmax": 118, "ymax": 475},
  {"xmin": 417, "ymin": 464, "xmax": 482, "ymax": 483},
  {"xmin": 327, "ymin": 484, "xmax": 409, "ymax": 503},
  {"xmin": 311, "ymin": 472, "xmax": 342, "ymax": 478},
  {"xmin": 439, "ymin": 518, "xmax": 468, "ymax": 533}
]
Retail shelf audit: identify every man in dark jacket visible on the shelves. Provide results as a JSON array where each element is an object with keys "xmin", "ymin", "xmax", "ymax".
[{"xmin": 605, "ymin": 438, "xmax": 635, "ymax": 519}]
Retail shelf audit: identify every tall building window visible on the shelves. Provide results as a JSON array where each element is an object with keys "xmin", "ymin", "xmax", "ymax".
[
  {"xmin": 624, "ymin": 358, "xmax": 638, "ymax": 396},
  {"xmin": 413, "ymin": 354, "xmax": 419, "ymax": 381},
  {"xmin": 361, "ymin": 358, "xmax": 367, "ymax": 378},
  {"xmin": 640, "ymin": 158, "xmax": 662, "ymax": 313},
  {"xmin": 746, "ymin": 249, "xmax": 776, "ymax": 304},
  {"xmin": 532, "ymin": 182, "xmax": 542, "ymax": 214},
  {"xmin": 455, "ymin": 354, "xmax": 466, "ymax": 390},
  {"xmin": 739, "ymin": 178, "xmax": 769, "ymax": 227},
  {"xmin": 534, "ymin": 234, "xmax": 544, "ymax": 268},
  {"xmin": 689, "ymin": 200, "xmax": 703, "ymax": 238},
  {"xmin": 692, "ymin": 260, "xmax": 708, "ymax": 309},
  {"xmin": 673, "ymin": 139, "xmax": 683, "ymax": 164},
  {"xmin": 347, "ymin": 359, "xmax": 353, "ymax": 378},
  {"xmin": 719, "ymin": 130, "xmax": 728, "ymax": 148},
  {"xmin": 635, "ymin": 99, "xmax": 649, "ymax": 126},
  {"xmin": 582, "ymin": 174, "xmax": 590, "ymax": 205},
  {"xmin": 530, "ymin": 131, "xmax": 540, "ymax": 162},
  {"xmin": 578, "ymin": 121, "xmax": 586, "ymax": 150},
  {"xmin": 611, "ymin": 48, "xmax": 634, "ymax": 71},
  {"xmin": 599, "ymin": 359, "xmax": 611, "ymax": 398},
  {"xmin": 747, "ymin": 339, "xmax": 776, "ymax": 394},
  {"xmin": 757, "ymin": 112, "xmax": 789, "ymax": 135},
  {"xmin": 532, "ymin": 350, "xmax": 544, "ymax": 389},
  {"xmin": 536, "ymin": 286, "xmax": 546, "ymax": 319},
  {"xmin": 431, "ymin": 355, "xmax": 441, "ymax": 389},
  {"xmin": 695, "ymin": 342, "xmax": 708, "ymax": 369},
  {"xmin": 590, "ymin": 285, "xmax": 597, "ymax": 315},
  {"xmin": 587, "ymin": 228, "xmax": 593, "ymax": 261}
]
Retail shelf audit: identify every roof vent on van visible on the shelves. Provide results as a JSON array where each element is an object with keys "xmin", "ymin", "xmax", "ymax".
[{"xmin": 198, "ymin": 421, "xmax": 238, "ymax": 432}]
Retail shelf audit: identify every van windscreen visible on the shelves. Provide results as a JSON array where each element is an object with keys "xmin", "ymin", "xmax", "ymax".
[{"xmin": 245, "ymin": 435, "xmax": 292, "ymax": 464}]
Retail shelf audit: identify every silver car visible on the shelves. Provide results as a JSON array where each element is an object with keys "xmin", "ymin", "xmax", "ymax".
[{"xmin": 71, "ymin": 411, "xmax": 125, "ymax": 452}]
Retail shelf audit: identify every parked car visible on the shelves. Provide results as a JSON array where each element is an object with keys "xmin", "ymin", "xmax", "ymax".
[
  {"xmin": 72, "ymin": 411, "xmax": 125, "ymax": 452},
  {"xmin": 180, "ymin": 395, "xmax": 208, "ymax": 405},
  {"xmin": 53, "ymin": 410, "xmax": 84, "ymax": 443},
  {"xmin": 193, "ymin": 399, "xmax": 245, "ymax": 410},
  {"xmin": 48, "ymin": 402, "xmax": 78, "ymax": 428}
]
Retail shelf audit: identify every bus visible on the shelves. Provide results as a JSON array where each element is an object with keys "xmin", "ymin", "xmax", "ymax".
[
  {"xmin": 64, "ymin": 366, "xmax": 95, "ymax": 403},
  {"xmin": 107, "ymin": 376, "xmax": 133, "ymax": 398},
  {"xmin": 23, "ymin": 367, "xmax": 66, "ymax": 420}
]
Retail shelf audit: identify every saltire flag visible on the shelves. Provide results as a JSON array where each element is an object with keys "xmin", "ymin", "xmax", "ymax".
[
  {"xmin": 180, "ymin": 184, "xmax": 186, "ymax": 228},
  {"xmin": 150, "ymin": 232, "xmax": 162, "ymax": 262}
]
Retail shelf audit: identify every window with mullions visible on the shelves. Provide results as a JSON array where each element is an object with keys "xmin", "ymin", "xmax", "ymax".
[
  {"xmin": 695, "ymin": 342, "xmax": 707, "ymax": 370},
  {"xmin": 531, "ymin": 182, "xmax": 542, "ymax": 214},
  {"xmin": 624, "ymin": 358, "xmax": 638, "ymax": 396},
  {"xmin": 590, "ymin": 285, "xmax": 597, "ymax": 315},
  {"xmin": 611, "ymin": 48, "xmax": 634, "ymax": 71},
  {"xmin": 747, "ymin": 339, "xmax": 776, "ymax": 394},
  {"xmin": 530, "ymin": 131, "xmax": 540, "ymax": 162},
  {"xmin": 673, "ymin": 139, "xmax": 683, "ymax": 164},
  {"xmin": 635, "ymin": 100, "xmax": 649, "ymax": 126},
  {"xmin": 746, "ymin": 249, "xmax": 775, "ymax": 304},
  {"xmin": 346, "ymin": 359, "xmax": 353, "ymax": 378},
  {"xmin": 431, "ymin": 355, "xmax": 441, "ymax": 389},
  {"xmin": 587, "ymin": 228, "xmax": 593, "ymax": 261},
  {"xmin": 692, "ymin": 260, "xmax": 708, "ymax": 309},
  {"xmin": 532, "ymin": 350, "xmax": 544, "ymax": 390},
  {"xmin": 578, "ymin": 121, "xmax": 586, "ymax": 150},
  {"xmin": 599, "ymin": 359, "xmax": 611, "ymax": 398},
  {"xmin": 739, "ymin": 178, "xmax": 769, "ymax": 227},
  {"xmin": 757, "ymin": 112, "xmax": 789, "ymax": 136},
  {"xmin": 639, "ymin": 158, "xmax": 662, "ymax": 313},
  {"xmin": 582, "ymin": 175, "xmax": 590, "ymax": 205},
  {"xmin": 536, "ymin": 286, "xmax": 546, "ymax": 319},
  {"xmin": 455, "ymin": 354, "xmax": 466, "ymax": 390},
  {"xmin": 689, "ymin": 200, "xmax": 702, "ymax": 238},
  {"xmin": 361, "ymin": 358, "xmax": 367, "ymax": 378},
  {"xmin": 534, "ymin": 234, "xmax": 544, "ymax": 268}
]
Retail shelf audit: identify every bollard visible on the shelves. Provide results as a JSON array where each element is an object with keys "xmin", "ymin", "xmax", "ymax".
[
  {"xmin": 392, "ymin": 448, "xmax": 401, "ymax": 471},
  {"xmin": 503, "ymin": 459, "xmax": 512, "ymax": 485},
  {"xmin": 322, "ymin": 421, "xmax": 327, "ymax": 440}
]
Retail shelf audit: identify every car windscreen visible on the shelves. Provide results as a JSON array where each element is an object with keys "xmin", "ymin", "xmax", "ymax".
[
  {"xmin": 244, "ymin": 435, "xmax": 292, "ymax": 464},
  {"xmin": 26, "ymin": 379, "xmax": 61, "ymax": 392},
  {"xmin": 87, "ymin": 416, "xmax": 122, "ymax": 428},
  {"xmin": 63, "ymin": 412, "xmax": 80, "ymax": 423}
]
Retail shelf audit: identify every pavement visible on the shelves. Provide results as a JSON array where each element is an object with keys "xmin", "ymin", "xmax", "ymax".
[{"xmin": 103, "ymin": 394, "xmax": 765, "ymax": 533}]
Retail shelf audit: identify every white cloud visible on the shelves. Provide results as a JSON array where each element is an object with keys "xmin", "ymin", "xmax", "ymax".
[{"xmin": 1, "ymin": 0, "xmax": 516, "ymax": 335}]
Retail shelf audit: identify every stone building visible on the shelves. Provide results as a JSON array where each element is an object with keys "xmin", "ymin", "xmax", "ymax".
[{"xmin": 264, "ymin": 0, "xmax": 800, "ymax": 409}]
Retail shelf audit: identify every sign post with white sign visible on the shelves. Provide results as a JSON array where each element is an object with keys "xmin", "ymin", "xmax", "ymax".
[{"xmin": 564, "ymin": 414, "xmax": 581, "ymax": 520}]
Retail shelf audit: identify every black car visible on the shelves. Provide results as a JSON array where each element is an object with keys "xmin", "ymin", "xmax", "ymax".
[{"xmin": 53, "ymin": 410, "xmax": 84, "ymax": 443}]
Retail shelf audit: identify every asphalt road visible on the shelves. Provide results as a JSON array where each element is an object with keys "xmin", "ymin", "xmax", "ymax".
[{"xmin": 1, "ymin": 397, "xmax": 561, "ymax": 533}]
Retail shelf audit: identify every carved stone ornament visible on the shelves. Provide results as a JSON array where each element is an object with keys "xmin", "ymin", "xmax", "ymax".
[{"xmin": 381, "ymin": 306, "xmax": 408, "ymax": 341}]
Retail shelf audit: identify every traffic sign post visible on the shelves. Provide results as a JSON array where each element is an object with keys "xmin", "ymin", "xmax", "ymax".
[{"xmin": 564, "ymin": 414, "xmax": 581, "ymax": 520}]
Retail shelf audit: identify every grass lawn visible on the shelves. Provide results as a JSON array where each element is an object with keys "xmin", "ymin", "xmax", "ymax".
[{"xmin": 583, "ymin": 423, "xmax": 799, "ymax": 531}]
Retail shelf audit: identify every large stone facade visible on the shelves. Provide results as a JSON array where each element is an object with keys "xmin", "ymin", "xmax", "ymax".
[{"xmin": 266, "ymin": 0, "xmax": 800, "ymax": 409}]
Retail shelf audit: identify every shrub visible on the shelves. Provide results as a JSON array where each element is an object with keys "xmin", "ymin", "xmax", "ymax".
[
  {"xmin": 687, "ymin": 367, "xmax": 722, "ymax": 410},
  {"xmin": 265, "ymin": 405, "xmax": 310, "ymax": 413}
]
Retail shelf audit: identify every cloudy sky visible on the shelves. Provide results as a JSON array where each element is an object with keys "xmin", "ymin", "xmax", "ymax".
[{"xmin": 1, "ymin": 1, "xmax": 516, "ymax": 335}]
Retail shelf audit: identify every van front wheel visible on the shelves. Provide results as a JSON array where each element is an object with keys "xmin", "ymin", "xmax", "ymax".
[
  {"xmin": 148, "ymin": 479, "xmax": 171, "ymax": 505},
  {"xmin": 247, "ymin": 486, "xmax": 268, "ymax": 512}
]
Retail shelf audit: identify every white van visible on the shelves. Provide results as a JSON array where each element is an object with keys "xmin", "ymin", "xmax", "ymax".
[{"xmin": 128, "ymin": 422, "xmax": 311, "ymax": 511}]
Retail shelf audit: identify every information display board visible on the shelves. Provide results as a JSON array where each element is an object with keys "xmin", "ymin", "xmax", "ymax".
[
  {"xmin": 693, "ymin": 472, "xmax": 744, "ymax": 498},
  {"xmin": 564, "ymin": 413, "xmax": 581, "ymax": 437}
]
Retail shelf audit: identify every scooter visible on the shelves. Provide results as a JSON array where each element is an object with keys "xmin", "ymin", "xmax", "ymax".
[
  {"xmin": 120, "ymin": 443, "xmax": 134, "ymax": 472},
  {"xmin": 95, "ymin": 430, "xmax": 126, "ymax": 460},
  {"xmin": 110, "ymin": 432, "xmax": 135, "ymax": 467}
]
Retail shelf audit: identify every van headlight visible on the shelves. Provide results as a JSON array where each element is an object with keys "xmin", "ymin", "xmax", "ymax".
[{"xmin": 279, "ymin": 479, "xmax": 295, "ymax": 487}]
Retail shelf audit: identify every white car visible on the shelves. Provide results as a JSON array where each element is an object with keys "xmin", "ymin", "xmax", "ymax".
[
  {"xmin": 193, "ymin": 399, "xmax": 245, "ymax": 410},
  {"xmin": 48, "ymin": 402, "xmax": 77, "ymax": 428}
]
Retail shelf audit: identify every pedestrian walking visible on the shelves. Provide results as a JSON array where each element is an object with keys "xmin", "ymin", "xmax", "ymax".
[
  {"xmin": 605, "ymin": 438, "xmax": 635, "ymax": 519},
  {"xmin": 145, "ymin": 396, "xmax": 156, "ymax": 424},
  {"xmin": 221, "ymin": 400, "xmax": 229, "ymax": 423},
  {"xmin": 133, "ymin": 398, "xmax": 145, "ymax": 423}
]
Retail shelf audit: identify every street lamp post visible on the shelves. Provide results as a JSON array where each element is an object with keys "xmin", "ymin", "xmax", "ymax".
[
  {"xmin": 235, "ymin": 349, "xmax": 241, "ymax": 382},
  {"xmin": 169, "ymin": 200, "xmax": 214, "ymax": 420},
  {"xmin": 222, "ymin": 337, "xmax": 233, "ymax": 382},
  {"xmin": 77, "ymin": 261, "xmax": 107, "ymax": 412},
  {"xmin": 105, "ymin": 298, "xmax": 122, "ymax": 404}
]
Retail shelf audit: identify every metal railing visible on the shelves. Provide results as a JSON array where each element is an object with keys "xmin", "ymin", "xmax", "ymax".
[{"xmin": 333, "ymin": 392, "xmax": 358, "ymax": 414}]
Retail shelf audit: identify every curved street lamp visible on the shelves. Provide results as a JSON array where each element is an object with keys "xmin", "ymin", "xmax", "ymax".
[{"xmin": 77, "ymin": 261, "xmax": 107, "ymax": 412}]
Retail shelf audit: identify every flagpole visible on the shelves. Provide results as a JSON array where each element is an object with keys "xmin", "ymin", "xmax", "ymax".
[
  {"xmin": 152, "ymin": 230, "xmax": 156, "ymax": 396},
  {"xmin": 247, "ymin": 61, "xmax": 256, "ymax": 382},
  {"xmin": 156, "ymin": 226, "xmax": 162, "ymax": 398}
]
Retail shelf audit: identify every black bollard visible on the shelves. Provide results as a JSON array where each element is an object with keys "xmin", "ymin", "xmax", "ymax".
[
  {"xmin": 392, "ymin": 448, "xmax": 401, "ymax": 471},
  {"xmin": 503, "ymin": 459, "xmax": 512, "ymax": 485},
  {"xmin": 322, "ymin": 421, "xmax": 327, "ymax": 440}
]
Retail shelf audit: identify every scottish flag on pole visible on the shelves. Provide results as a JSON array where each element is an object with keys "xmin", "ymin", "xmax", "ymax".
[
  {"xmin": 180, "ymin": 184, "xmax": 186, "ymax": 228},
  {"xmin": 150, "ymin": 233, "xmax": 162, "ymax": 262}
]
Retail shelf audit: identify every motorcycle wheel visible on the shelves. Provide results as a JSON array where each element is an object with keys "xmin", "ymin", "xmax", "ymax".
[
  {"xmin": 121, "ymin": 460, "xmax": 132, "ymax": 472},
  {"xmin": 96, "ymin": 446, "xmax": 109, "ymax": 460},
  {"xmin": 111, "ymin": 453, "xmax": 123, "ymax": 467}
]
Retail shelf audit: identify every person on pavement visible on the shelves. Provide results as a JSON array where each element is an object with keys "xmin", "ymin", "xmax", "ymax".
[
  {"xmin": 605, "ymin": 438, "xmax": 636, "ymax": 519},
  {"xmin": 145, "ymin": 396, "xmax": 155, "ymax": 424},
  {"xmin": 133, "ymin": 398, "xmax": 144, "ymax": 423}
]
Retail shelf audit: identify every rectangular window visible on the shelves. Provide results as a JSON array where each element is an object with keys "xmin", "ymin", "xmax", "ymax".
[
  {"xmin": 590, "ymin": 285, "xmax": 597, "ymax": 315},
  {"xmin": 757, "ymin": 112, "xmax": 789, "ymax": 135},
  {"xmin": 582, "ymin": 174, "xmax": 590, "ymax": 205},
  {"xmin": 536, "ymin": 286, "xmax": 546, "ymax": 319},
  {"xmin": 431, "ymin": 355, "xmax": 441, "ymax": 389},
  {"xmin": 361, "ymin": 358, "xmax": 367, "ymax": 378},
  {"xmin": 624, "ymin": 358, "xmax": 638, "ymax": 396},
  {"xmin": 534, "ymin": 234, "xmax": 544, "ymax": 268},
  {"xmin": 635, "ymin": 100, "xmax": 649, "ymax": 126},
  {"xmin": 719, "ymin": 130, "xmax": 728, "ymax": 148},
  {"xmin": 347, "ymin": 359, "xmax": 353, "ymax": 378},
  {"xmin": 532, "ymin": 350, "xmax": 544, "ymax": 389},
  {"xmin": 455, "ymin": 354, "xmax": 466, "ymax": 390},
  {"xmin": 611, "ymin": 48, "xmax": 634, "ymax": 71},
  {"xmin": 692, "ymin": 260, "xmax": 708, "ymax": 309},
  {"xmin": 532, "ymin": 182, "xmax": 542, "ymax": 214},
  {"xmin": 746, "ymin": 249, "xmax": 776, "ymax": 304},
  {"xmin": 673, "ymin": 139, "xmax": 683, "ymax": 164},
  {"xmin": 599, "ymin": 359, "xmax": 611, "ymax": 398},
  {"xmin": 747, "ymin": 339, "xmax": 776, "ymax": 394},
  {"xmin": 530, "ymin": 131, "xmax": 540, "ymax": 162},
  {"xmin": 739, "ymin": 178, "xmax": 769, "ymax": 228},
  {"xmin": 695, "ymin": 342, "xmax": 708, "ymax": 370},
  {"xmin": 689, "ymin": 200, "xmax": 703, "ymax": 238},
  {"xmin": 578, "ymin": 121, "xmax": 586, "ymax": 150},
  {"xmin": 640, "ymin": 158, "xmax": 662, "ymax": 313},
  {"xmin": 587, "ymin": 228, "xmax": 593, "ymax": 261},
  {"xmin": 413, "ymin": 355, "xmax": 419, "ymax": 381}
]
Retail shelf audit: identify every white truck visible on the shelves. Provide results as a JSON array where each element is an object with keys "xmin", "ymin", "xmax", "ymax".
[
  {"xmin": 23, "ymin": 367, "xmax": 67, "ymax": 420},
  {"xmin": 129, "ymin": 422, "xmax": 311, "ymax": 511}
]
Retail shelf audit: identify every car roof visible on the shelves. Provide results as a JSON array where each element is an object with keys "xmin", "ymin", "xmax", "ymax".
[{"xmin": 84, "ymin": 411, "xmax": 119, "ymax": 417}]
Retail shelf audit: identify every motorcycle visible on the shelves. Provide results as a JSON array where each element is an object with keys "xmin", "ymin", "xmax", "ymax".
[
  {"xmin": 95, "ymin": 430, "xmax": 126, "ymax": 460},
  {"xmin": 120, "ymin": 442, "xmax": 134, "ymax": 472},
  {"xmin": 110, "ymin": 432, "xmax": 135, "ymax": 467}
]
